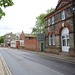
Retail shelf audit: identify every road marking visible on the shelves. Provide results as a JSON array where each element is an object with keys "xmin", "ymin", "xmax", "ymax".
[
  {"xmin": 0, "ymin": 59, "xmax": 4, "ymax": 75},
  {"xmin": 0, "ymin": 53, "xmax": 12, "ymax": 75}
]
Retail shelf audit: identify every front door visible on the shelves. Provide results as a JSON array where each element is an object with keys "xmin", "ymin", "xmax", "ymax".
[{"xmin": 61, "ymin": 28, "xmax": 70, "ymax": 52}]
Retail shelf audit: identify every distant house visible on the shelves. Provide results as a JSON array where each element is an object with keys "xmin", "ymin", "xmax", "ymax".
[
  {"xmin": 4, "ymin": 32, "xmax": 20, "ymax": 47},
  {"xmin": 44, "ymin": 0, "xmax": 75, "ymax": 56},
  {"xmin": 15, "ymin": 31, "xmax": 45, "ymax": 51},
  {"xmin": 16, "ymin": 31, "xmax": 37, "ymax": 50}
]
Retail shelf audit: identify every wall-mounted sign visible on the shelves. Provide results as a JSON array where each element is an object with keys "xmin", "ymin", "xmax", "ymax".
[{"xmin": 37, "ymin": 34, "xmax": 45, "ymax": 41}]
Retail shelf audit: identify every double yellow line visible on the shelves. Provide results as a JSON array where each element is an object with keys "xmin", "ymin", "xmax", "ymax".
[{"xmin": 0, "ymin": 53, "xmax": 12, "ymax": 75}]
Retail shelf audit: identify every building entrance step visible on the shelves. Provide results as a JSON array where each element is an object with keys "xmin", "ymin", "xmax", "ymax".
[{"xmin": 59, "ymin": 52, "xmax": 69, "ymax": 56}]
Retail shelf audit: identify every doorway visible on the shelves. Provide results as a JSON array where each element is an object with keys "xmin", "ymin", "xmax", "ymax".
[{"xmin": 61, "ymin": 28, "xmax": 70, "ymax": 52}]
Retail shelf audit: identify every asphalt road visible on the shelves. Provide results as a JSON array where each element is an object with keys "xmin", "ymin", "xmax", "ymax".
[{"xmin": 0, "ymin": 48, "xmax": 75, "ymax": 75}]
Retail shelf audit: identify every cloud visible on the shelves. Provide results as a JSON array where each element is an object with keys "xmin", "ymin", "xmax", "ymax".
[
  {"xmin": 0, "ymin": 25, "xmax": 14, "ymax": 30},
  {"xmin": 0, "ymin": 0, "xmax": 58, "ymax": 36},
  {"xmin": 0, "ymin": 25, "xmax": 15, "ymax": 36}
]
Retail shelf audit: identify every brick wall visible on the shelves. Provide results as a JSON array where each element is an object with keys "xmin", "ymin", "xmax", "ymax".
[
  {"xmin": 16, "ymin": 31, "xmax": 45, "ymax": 52},
  {"xmin": 16, "ymin": 31, "xmax": 37, "ymax": 50},
  {"xmin": 16, "ymin": 37, "xmax": 45, "ymax": 51},
  {"xmin": 37, "ymin": 41, "xmax": 45, "ymax": 51},
  {"xmin": 24, "ymin": 39, "xmax": 37, "ymax": 50}
]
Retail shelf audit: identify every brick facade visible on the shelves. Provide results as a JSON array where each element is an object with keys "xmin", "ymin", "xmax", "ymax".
[
  {"xmin": 17, "ymin": 31, "xmax": 37, "ymax": 50},
  {"xmin": 37, "ymin": 41, "xmax": 45, "ymax": 51},
  {"xmin": 45, "ymin": 0, "xmax": 75, "ymax": 56},
  {"xmin": 25, "ymin": 39, "xmax": 36, "ymax": 50},
  {"xmin": 15, "ymin": 31, "xmax": 45, "ymax": 51}
]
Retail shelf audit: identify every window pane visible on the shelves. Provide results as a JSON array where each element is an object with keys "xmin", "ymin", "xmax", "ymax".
[
  {"xmin": 48, "ymin": 18, "xmax": 50, "ymax": 26},
  {"xmin": 67, "ymin": 39, "xmax": 70, "ymax": 46},
  {"xmin": 8, "ymin": 39, "xmax": 10, "ymax": 41},
  {"xmin": 53, "ymin": 39, "xmax": 55, "ymax": 45},
  {"xmin": 49, "ymin": 35, "xmax": 51, "ymax": 45},
  {"xmin": 52, "ymin": 16, "xmax": 54, "ymax": 24},
  {"xmin": 62, "ymin": 36, "xmax": 65, "ymax": 39},
  {"xmin": 66, "ymin": 35, "xmax": 69, "ymax": 38},
  {"xmin": 52, "ymin": 34, "xmax": 55, "ymax": 45},
  {"xmin": 8, "ymin": 35, "xmax": 10, "ymax": 38},
  {"xmin": 63, "ymin": 40, "xmax": 66, "ymax": 46},
  {"xmin": 20, "ymin": 40, "xmax": 24, "ymax": 46},
  {"xmin": 62, "ymin": 11, "xmax": 65, "ymax": 20}
]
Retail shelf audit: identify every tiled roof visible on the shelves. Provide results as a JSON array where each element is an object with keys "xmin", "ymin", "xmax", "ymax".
[{"xmin": 24, "ymin": 34, "xmax": 37, "ymax": 37}]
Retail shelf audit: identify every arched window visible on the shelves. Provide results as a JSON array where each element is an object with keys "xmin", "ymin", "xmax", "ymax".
[
  {"xmin": 52, "ymin": 34, "xmax": 55, "ymax": 45},
  {"xmin": 49, "ymin": 35, "xmax": 51, "ymax": 45}
]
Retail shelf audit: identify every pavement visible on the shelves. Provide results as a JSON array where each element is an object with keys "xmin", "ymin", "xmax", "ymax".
[
  {"xmin": 17, "ymin": 49, "xmax": 75, "ymax": 64},
  {"xmin": 0, "ymin": 54, "xmax": 4, "ymax": 75}
]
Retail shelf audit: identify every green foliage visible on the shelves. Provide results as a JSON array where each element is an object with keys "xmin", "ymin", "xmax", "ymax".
[
  {"xmin": 0, "ymin": 8, "xmax": 5, "ymax": 19},
  {"xmin": 32, "ymin": 13, "xmax": 46, "ymax": 34},
  {"xmin": 0, "ymin": 0, "xmax": 14, "ymax": 19},
  {"xmin": 46, "ymin": 8, "xmax": 55, "ymax": 14},
  {"xmin": 32, "ymin": 8, "xmax": 54, "ymax": 34},
  {"xmin": 0, "ymin": 36, "xmax": 4, "ymax": 44},
  {"xmin": 1, "ymin": 43, "xmax": 3, "ymax": 45},
  {"xmin": 0, "ymin": 0, "xmax": 14, "ymax": 8},
  {"xmin": 32, "ymin": 28, "xmax": 37, "ymax": 34}
]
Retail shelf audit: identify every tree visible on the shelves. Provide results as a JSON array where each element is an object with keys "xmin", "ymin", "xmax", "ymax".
[
  {"xmin": 0, "ymin": 36, "xmax": 4, "ymax": 44},
  {"xmin": 32, "ymin": 28, "xmax": 37, "ymax": 34},
  {"xmin": 0, "ymin": 0, "xmax": 14, "ymax": 19},
  {"xmin": 32, "ymin": 8, "xmax": 54, "ymax": 34},
  {"xmin": 46, "ymin": 8, "xmax": 54, "ymax": 14},
  {"xmin": 32, "ymin": 13, "xmax": 46, "ymax": 34}
]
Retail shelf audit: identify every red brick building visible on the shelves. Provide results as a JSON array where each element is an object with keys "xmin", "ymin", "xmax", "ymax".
[
  {"xmin": 17, "ymin": 31, "xmax": 37, "ymax": 50},
  {"xmin": 15, "ymin": 31, "xmax": 45, "ymax": 51},
  {"xmin": 45, "ymin": 0, "xmax": 75, "ymax": 56}
]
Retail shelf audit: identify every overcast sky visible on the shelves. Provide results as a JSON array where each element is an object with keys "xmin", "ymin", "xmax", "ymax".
[{"xmin": 0, "ymin": 0, "xmax": 58, "ymax": 36}]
